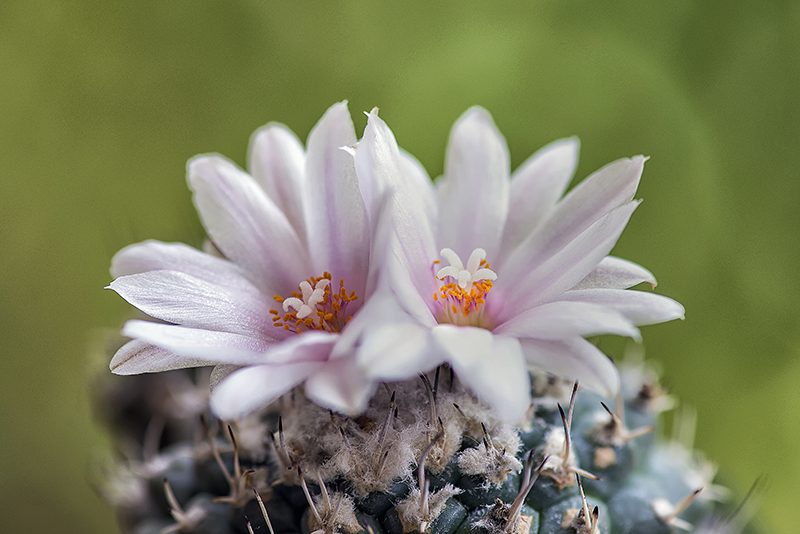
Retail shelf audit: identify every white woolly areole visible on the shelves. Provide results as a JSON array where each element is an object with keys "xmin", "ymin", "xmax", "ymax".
[
  {"xmin": 457, "ymin": 425, "xmax": 522, "ymax": 486},
  {"xmin": 396, "ymin": 484, "xmax": 462, "ymax": 533},
  {"xmin": 306, "ymin": 492, "xmax": 361, "ymax": 534}
]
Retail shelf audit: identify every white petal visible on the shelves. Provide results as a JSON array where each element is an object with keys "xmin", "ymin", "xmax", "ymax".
[
  {"xmin": 305, "ymin": 357, "xmax": 377, "ymax": 416},
  {"xmin": 358, "ymin": 322, "xmax": 442, "ymax": 380},
  {"xmin": 304, "ymin": 101, "xmax": 370, "ymax": 298},
  {"xmin": 432, "ymin": 325, "xmax": 530, "ymax": 423},
  {"xmin": 108, "ymin": 270, "xmax": 278, "ymax": 338},
  {"xmin": 560, "ymin": 288, "xmax": 685, "ymax": 325},
  {"xmin": 437, "ymin": 107, "xmax": 510, "ymax": 261},
  {"xmin": 188, "ymin": 155, "xmax": 310, "ymax": 295},
  {"xmin": 519, "ymin": 337, "xmax": 620, "ymax": 398},
  {"xmin": 121, "ymin": 320, "xmax": 274, "ymax": 365},
  {"xmin": 257, "ymin": 331, "xmax": 339, "ymax": 364},
  {"xmin": 500, "ymin": 138, "xmax": 579, "ymax": 259},
  {"xmin": 573, "ymin": 256, "xmax": 657, "ymax": 290},
  {"xmin": 210, "ymin": 362, "xmax": 322, "ymax": 419},
  {"xmin": 356, "ymin": 109, "xmax": 439, "ymax": 302},
  {"xmin": 110, "ymin": 240, "xmax": 247, "ymax": 287},
  {"xmin": 499, "ymin": 201, "xmax": 640, "ymax": 320},
  {"xmin": 493, "ymin": 300, "xmax": 641, "ymax": 341},
  {"xmin": 109, "ymin": 340, "xmax": 209, "ymax": 375},
  {"xmin": 501, "ymin": 156, "xmax": 644, "ymax": 281},
  {"xmin": 248, "ymin": 123, "xmax": 307, "ymax": 239}
]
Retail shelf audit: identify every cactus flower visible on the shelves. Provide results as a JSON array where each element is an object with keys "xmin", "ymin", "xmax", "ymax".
[
  {"xmin": 353, "ymin": 108, "xmax": 685, "ymax": 423},
  {"xmin": 107, "ymin": 102, "xmax": 388, "ymax": 418}
]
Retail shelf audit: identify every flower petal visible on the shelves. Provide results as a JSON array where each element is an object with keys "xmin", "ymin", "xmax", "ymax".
[
  {"xmin": 356, "ymin": 109, "xmax": 439, "ymax": 304},
  {"xmin": 110, "ymin": 240, "xmax": 247, "ymax": 285},
  {"xmin": 431, "ymin": 325, "xmax": 530, "ymax": 423},
  {"xmin": 121, "ymin": 320, "xmax": 274, "ymax": 365},
  {"xmin": 498, "ymin": 200, "xmax": 641, "ymax": 319},
  {"xmin": 188, "ymin": 155, "xmax": 310, "ymax": 295},
  {"xmin": 493, "ymin": 300, "xmax": 641, "ymax": 341},
  {"xmin": 437, "ymin": 107, "xmax": 510, "ymax": 260},
  {"xmin": 358, "ymin": 321, "xmax": 442, "ymax": 380},
  {"xmin": 520, "ymin": 337, "xmax": 620, "ymax": 398},
  {"xmin": 560, "ymin": 288, "xmax": 685, "ymax": 325},
  {"xmin": 248, "ymin": 123, "xmax": 307, "ymax": 240},
  {"xmin": 500, "ymin": 137, "xmax": 579, "ymax": 260},
  {"xmin": 305, "ymin": 356, "xmax": 377, "ymax": 416},
  {"xmin": 108, "ymin": 270, "xmax": 279, "ymax": 338},
  {"xmin": 501, "ymin": 156, "xmax": 645, "ymax": 281},
  {"xmin": 304, "ymin": 101, "xmax": 370, "ymax": 298},
  {"xmin": 210, "ymin": 362, "xmax": 322, "ymax": 419},
  {"xmin": 109, "ymin": 340, "xmax": 208, "ymax": 375},
  {"xmin": 572, "ymin": 256, "xmax": 657, "ymax": 290}
]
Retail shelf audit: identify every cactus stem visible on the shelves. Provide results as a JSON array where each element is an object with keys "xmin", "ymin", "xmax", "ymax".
[{"xmin": 253, "ymin": 488, "xmax": 276, "ymax": 534}]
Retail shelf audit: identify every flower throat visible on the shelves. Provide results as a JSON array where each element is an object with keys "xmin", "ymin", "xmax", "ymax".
[
  {"xmin": 271, "ymin": 272, "xmax": 358, "ymax": 334},
  {"xmin": 433, "ymin": 247, "xmax": 497, "ymax": 328}
]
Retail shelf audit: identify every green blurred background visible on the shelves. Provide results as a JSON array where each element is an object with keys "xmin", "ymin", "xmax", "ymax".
[{"xmin": 1, "ymin": 0, "xmax": 798, "ymax": 531}]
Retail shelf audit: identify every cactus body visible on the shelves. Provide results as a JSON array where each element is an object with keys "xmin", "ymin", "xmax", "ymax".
[{"xmin": 98, "ymin": 361, "xmax": 749, "ymax": 534}]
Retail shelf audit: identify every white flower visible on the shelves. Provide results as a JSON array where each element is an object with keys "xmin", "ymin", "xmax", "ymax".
[
  {"xmin": 107, "ymin": 102, "xmax": 386, "ymax": 419},
  {"xmin": 353, "ymin": 107, "xmax": 684, "ymax": 423}
]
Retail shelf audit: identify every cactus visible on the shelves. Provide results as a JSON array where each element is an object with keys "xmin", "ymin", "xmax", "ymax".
[
  {"xmin": 97, "ymin": 358, "xmax": 758, "ymax": 534},
  {"xmin": 98, "ymin": 103, "xmax": 761, "ymax": 534}
]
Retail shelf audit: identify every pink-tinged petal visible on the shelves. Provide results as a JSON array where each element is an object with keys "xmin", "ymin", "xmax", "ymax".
[
  {"xmin": 519, "ymin": 337, "xmax": 620, "ymax": 398},
  {"xmin": 110, "ymin": 240, "xmax": 247, "ymax": 286},
  {"xmin": 356, "ymin": 110, "xmax": 439, "ymax": 303},
  {"xmin": 437, "ymin": 107, "xmax": 510, "ymax": 261},
  {"xmin": 573, "ymin": 256, "xmax": 657, "ymax": 290},
  {"xmin": 188, "ymin": 155, "xmax": 310, "ymax": 296},
  {"xmin": 121, "ymin": 320, "xmax": 275, "ymax": 365},
  {"xmin": 305, "ymin": 357, "xmax": 377, "ymax": 416},
  {"xmin": 498, "ymin": 200, "xmax": 640, "ymax": 320},
  {"xmin": 108, "ymin": 270, "xmax": 279, "ymax": 338},
  {"xmin": 493, "ymin": 300, "xmax": 641, "ymax": 341},
  {"xmin": 210, "ymin": 362, "xmax": 322, "ymax": 419},
  {"xmin": 500, "ymin": 138, "xmax": 579, "ymax": 260},
  {"xmin": 358, "ymin": 321, "xmax": 442, "ymax": 380},
  {"xmin": 399, "ymin": 149, "xmax": 438, "ymax": 224},
  {"xmin": 110, "ymin": 340, "xmax": 209, "ymax": 375},
  {"xmin": 560, "ymin": 288, "xmax": 685, "ymax": 325},
  {"xmin": 304, "ymin": 102, "xmax": 370, "ymax": 298},
  {"xmin": 501, "ymin": 156, "xmax": 645, "ymax": 280},
  {"xmin": 248, "ymin": 123, "xmax": 307, "ymax": 240},
  {"xmin": 257, "ymin": 331, "xmax": 339, "ymax": 364},
  {"xmin": 432, "ymin": 325, "xmax": 530, "ymax": 423}
]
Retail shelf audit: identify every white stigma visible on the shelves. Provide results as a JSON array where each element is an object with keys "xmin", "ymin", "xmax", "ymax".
[
  {"xmin": 436, "ymin": 248, "xmax": 497, "ymax": 291},
  {"xmin": 282, "ymin": 278, "xmax": 330, "ymax": 319}
]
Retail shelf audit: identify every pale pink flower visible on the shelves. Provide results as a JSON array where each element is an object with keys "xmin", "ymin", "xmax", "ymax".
[
  {"xmin": 352, "ymin": 108, "xmax": 684, "ymax": 423},
  {"xmin": 107, "ymin": 102, "xmax": 385, "ymax": 418}
]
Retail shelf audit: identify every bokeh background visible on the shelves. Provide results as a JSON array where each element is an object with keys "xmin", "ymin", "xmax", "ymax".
[{"xmin": 1, "ymin": 1, "xmax": 798, "ymax": 532}]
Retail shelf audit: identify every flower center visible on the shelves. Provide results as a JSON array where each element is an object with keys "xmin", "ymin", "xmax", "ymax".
[
  {"xmin": 270, "ymin": 272, "xmax": 358, "ymax": 334},
  {"xmin": 433, "ymin": 248, "xmax": 497, "ymax": 327}
]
